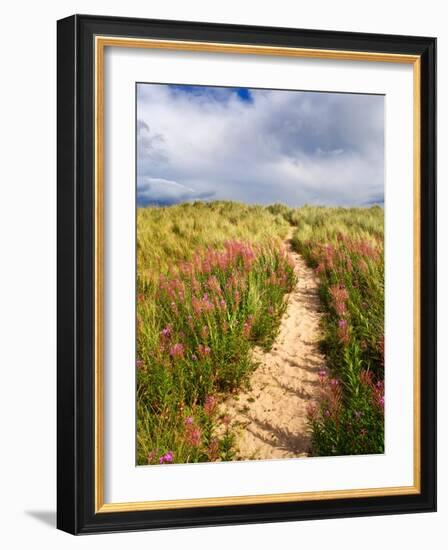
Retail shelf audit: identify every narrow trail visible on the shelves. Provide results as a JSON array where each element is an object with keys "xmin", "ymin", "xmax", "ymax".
[{"xmin": 220, "ymin": 233, "xmax": 326, "ymax": 460}]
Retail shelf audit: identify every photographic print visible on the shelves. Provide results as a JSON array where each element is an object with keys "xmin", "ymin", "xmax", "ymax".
[{"xmin": 136, "ymin": 83, "xmax": 385, "ymax": 465}]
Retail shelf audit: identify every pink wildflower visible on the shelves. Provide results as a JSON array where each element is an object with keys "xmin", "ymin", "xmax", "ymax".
[
  {"xmin": 192, "ymin": 296, "xmax": 203, "ymax": 315},
  {"xmin": 160, "ymin": 325, "xmax": 172, "ymax": 339},
  {"xmin": 337, "ymin": 318, "xmax": 350, "ymax": 345},
  {"xmin": 206, "ymin": 275, "xmax": 221, "ymax": 294},
  {"xmin": 197, "ymin": 344, "xmax": 211, "ymax": 358},
  {"xmin": 185, "ymin": 425, "xmax": 202, "ymax": 447},
  {"xmin": 243, "ymin": 320, "xmax": 252, "ymax": 337},
  {"xmin": 329, "ymin": 284, "xmax": 349, "ymax": 317},
  {"xmin": 204, "ymin": 395, "xmax": 217, "ymax": 416},
  {"xmin": 159, "ymin": 451, "xmax": 174, "ymax": 464},
  {"xmin": 318, "ymin": 370, "xmax": 327, "ymax": 383},
  {"xmin": 169, "ymin": 343, "xmax": 185, "ymax": 359},
  {"xmin": 202, "ymin": 294, "xmax": 214, "ymax": 312}
]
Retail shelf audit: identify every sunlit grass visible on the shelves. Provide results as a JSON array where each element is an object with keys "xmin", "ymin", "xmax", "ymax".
[
  {"xmin": 137, "ymin": 201, "xmax": 290, "ymax": 282},
  {"xmin": 136, "ymin": 201, "xmax": 385, "ymax": 463},
  {"xmin": 289, "ymin": 206, "xmax": 384, "ymax": 456},
  {"xmin": 137, "ymin": 202, "xmax": 294, "ymax": 465}
]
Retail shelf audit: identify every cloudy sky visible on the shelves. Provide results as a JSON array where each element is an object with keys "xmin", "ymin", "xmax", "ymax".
[{"xmin": 136, "ymin": 83, "xmax": 384, "ymax": 207}]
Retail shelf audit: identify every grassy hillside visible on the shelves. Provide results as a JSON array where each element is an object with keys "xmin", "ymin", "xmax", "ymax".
[
  {"xmin": 137, "ymin": 201, "xmax": 290, "ymax": 281},
  {"xmin": 136, "ymin": 202, "xmax": 295, "ymax": 465},
  {"xmin": 136, "ymin": 201, "xmax": 384, "ymax": 464},
  {"xmin": 289, "ymin": 206, "xmax": 384, "ymax": 455}
]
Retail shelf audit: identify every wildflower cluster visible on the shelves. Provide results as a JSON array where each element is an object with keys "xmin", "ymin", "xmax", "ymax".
[
  {"xmin": 137, "ymin": 239, "xmax": 296, "ymax": 464},
  {"xmin": 303, "ymin": 234, "xmax": 384, "ymax": 377},
  {"xmin": 291, "ymin": 207, "xmax": 385, "ymax": 456}
]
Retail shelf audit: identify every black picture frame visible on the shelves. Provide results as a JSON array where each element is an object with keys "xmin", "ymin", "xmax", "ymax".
[{"xmin": 57, "ymin": 14, "xmax": 436, "ymax": 535}]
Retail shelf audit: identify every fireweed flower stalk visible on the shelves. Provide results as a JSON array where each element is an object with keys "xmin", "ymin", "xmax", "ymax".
[
  {"xmin": 308, "ymin": 363, "xmax": 384, "ymax": 456},
  {"xmin": 136, "ymin": 237, "xmax": 296, "ymax": 465},
  {"xmin": 159, "ymin": 451, "xmax": 174, "ymax": 464},
  {"xmin": 204, "ymin": 395, "xmax": 218, "ymax": 416},
  {"xmin": 185, "ymin": 423, "xmax": 202, "ymax": 447}
]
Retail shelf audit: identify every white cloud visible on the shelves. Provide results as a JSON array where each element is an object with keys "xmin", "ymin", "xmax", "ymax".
[
  {"xmin": 137, "ymin": 177, "xmax": 214, "ymax": 205},
  {"xmin": 136, "ymin": 85, "xmax": 384, "ymax": 207}
]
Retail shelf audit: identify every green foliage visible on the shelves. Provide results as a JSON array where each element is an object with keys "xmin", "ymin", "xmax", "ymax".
[
  {"xmin": 137, "ymin": 201, "xmax": 290, "ymax": 280},
  {"xmin": 136, "ymin": 201, "xmax": 385, "ymax": 463},
  {"xmin": 288, "ymin": 206, "xmax": 385, "ymax": 456},
  {"xmin": 136, "ymin": 202, "xmax": 295, "ymax": 465}
]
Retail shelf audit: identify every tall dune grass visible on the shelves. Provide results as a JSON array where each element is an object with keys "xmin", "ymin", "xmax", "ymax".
[
  {"xmin": 137, "ymin": 201, "xmax": 385, "ymax": 463},
  {"xmin": 137, "ymin": 202, "xmax": 295, "ymax": 465},
  {"xmin": 289, "ymin": 206, "xmax": 384, "ymax": 456},
  {"xmin": 138, "ymin": 201, "xmax": 290, "ymax": 280}
]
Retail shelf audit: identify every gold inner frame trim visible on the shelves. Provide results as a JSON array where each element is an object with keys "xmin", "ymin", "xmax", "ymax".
[{"xmin": 94, "ymin": 35, "xmax": 421, "ymax": 513}]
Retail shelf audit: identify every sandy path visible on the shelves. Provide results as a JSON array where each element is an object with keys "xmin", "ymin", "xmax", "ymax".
[{"xmin": 220, "ymin": 234, "xmax": 325, "ymax": 460}]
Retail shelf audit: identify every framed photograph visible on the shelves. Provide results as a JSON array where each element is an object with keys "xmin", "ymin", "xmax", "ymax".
[{"xmin": 57, "ymin": 14, "xmax": 436, "ymax": 534}]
